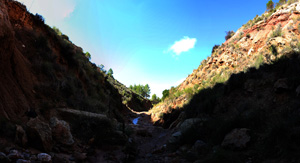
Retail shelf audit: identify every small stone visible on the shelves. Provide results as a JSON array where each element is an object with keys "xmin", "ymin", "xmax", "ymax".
[
  {"xmin": 8, "ymin": 150, "xmax": 24, "ymax": 160},
  {"xmin": 274, "ymin": 78, "xmax": 289, "ymax": 93},
  {"xmin": 37, "ymin": 153, "xmax": 51, "ymax": 162},
  {"xmin": 30, "ymin": 155, "xmax": 37, "ymax": 161},
  {"xmin": 16, "ymin": 159, "xmax": 31, "ymax": 163},
  {"xmin": 73, "ymin": 152, "xmax": 87, "ymax": 161},
  {"xmin": 193, "ymin": 140, "xmax": 207, "ymax": 152},
  {"xmin": 172, "ymin": 131, "xmax": 182, "ymax": 138},
  {"xmin": 23, "ymin": 153, "xmax": 31, "ymax": 160},
  {"xmin": 0, "ymin": 152, "xmax": 7, "ymax": 158}
]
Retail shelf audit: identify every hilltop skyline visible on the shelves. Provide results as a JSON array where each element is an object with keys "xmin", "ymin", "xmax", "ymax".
[{"xmin": 17, "ymin": 0, "xmax": 279, "ymax": 97}]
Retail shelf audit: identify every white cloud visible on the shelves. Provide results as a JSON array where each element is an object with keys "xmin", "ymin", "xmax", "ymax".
[
  {"xmin": 167, "ymin": 36, "xmax": 197, "ymax": 56},
  {"xmin": 17, "ymin": 0, "xmax": 76, "ymax": 25}
]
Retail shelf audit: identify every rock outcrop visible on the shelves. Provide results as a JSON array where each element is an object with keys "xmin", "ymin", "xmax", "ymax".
[{"xmin": 26, "ymin": 118, "xmax": 53, "ymax": 152}]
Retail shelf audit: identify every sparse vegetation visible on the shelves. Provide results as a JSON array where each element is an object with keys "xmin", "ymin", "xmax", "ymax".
[
  {"xmin": 276, "ymin": 0, "xmax": 287, "ymax": 7},
  {"xmin": 271, "ymin": 23, "xmax": 282, "ymax": 37},
  {"xmin": 288, "ymin": 0, "xmax": 299, "ymax": 5}
]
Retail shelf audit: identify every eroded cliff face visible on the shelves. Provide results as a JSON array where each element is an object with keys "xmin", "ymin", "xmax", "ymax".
[
  {"xmin": 0, "ymin": 1, "xmax": 36, "ymax": 121},
  {"xmin": 150, "ymin": 2, "xmax": 300, "ymax": 123},
  {"xmin": 0, "ymin": 0, "xmax": 152, "ymax": 123},
  {"xmin": 0, "ymin": 0, "xmax": 153, "ymax": 153}
]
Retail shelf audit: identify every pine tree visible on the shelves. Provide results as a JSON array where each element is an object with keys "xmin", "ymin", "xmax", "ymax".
[{"xmin": 267, "ymin": 0, "xmax": 274, "ymax": 11}]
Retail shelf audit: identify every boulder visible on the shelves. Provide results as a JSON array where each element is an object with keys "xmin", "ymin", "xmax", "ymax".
[
  {"xmin": 37, "ymin": 153, "xmax": 51, "ymax": 163},
  {"xmin": 15, "ymin": 125, "xmax": 27, "ymax": 147},
  {"xmin": 50, "ymin": 117, "xmax": 74, "ymax": 146},
  {"xmin": 26, "ymin": 118, "xmax": 53, "ymax": 152},
  {"xmin": 179, "ymin": 118, "xmax": 204, "ymax": 133},
  {"xmin": 168, "ymin": 131, "xmax": 182, "ymax": 144},
  {"xmin": 221, "ymin": 128, "xmax": 250, "ymax": 149},
  {"xmin": 274, "ymin": 78, "xmax": 289, "ymax": 93},
  {"xmin": 296, "ymin": 85, "xmax": 300, "ymax": 96},
  {"xmin": 56, "ymin": 108, "xmax": 126, "ymax": 145},
  {"xmin": 192, "ymin": 140, "xmax": 207, "ymax": 152}
]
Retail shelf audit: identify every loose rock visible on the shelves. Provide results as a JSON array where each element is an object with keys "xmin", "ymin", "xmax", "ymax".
[
  {"xmin": 37, "ymin": 153, "xmax": 52, "ymax": 162},
  {"xmin": 50, "ymin": 117, "xmax": 74, "ymax": 146},
  {"xmin": 274, "ymin": 78, "xmax": 289, "ymax": 93},
  {"xmin": 26, "ymin": 118, "xmax": 53, "ymax": 152},
  {"xmin": 221, "ymin": 128, "xmax": 250, "ymax": 149}
]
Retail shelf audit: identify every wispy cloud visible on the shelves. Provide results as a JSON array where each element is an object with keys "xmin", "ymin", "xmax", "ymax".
[
  {"xmin": 166, "ymin": 36, "xmax": 197, "ymax": 56},
  {"xmin": 17, "ymin": 0, "xmax": 76, "ymax": 24},
  {"xmin": 63, "ymin": 8, "xmax": 75, "ymax": 18}
]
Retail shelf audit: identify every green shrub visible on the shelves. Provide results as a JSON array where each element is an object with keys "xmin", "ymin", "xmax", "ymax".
[
  {"xmin": 254, "ymin": 54, "xmax": 264, "ymax": 69},
  {"xmin": 254, "ymin": 15, "xmax": 263, "ymax": 24},
  {"xmin": 151, "ymin": 94, "xmax": 161, "ymax": 104},
  {"xmin": 85, "ymin": 52, "xmax": 91, "ymax": 60},
  {"xmin": 269, "ymin": 44, "xmax": 278, "ymax": 56},
  {"xmin": 246, "ymin": 33, "xmax": 251, "ymax": 38},
  {"xmin": 211, "ymin": 45, "xmax": 220, "ymax": 53},
  {"xmin": 271, "ymin": 24, "xmax": 282, "ymax": 38},
  {"xmin": 33, "ymin": 13, "xmax": 45, "ymax": 24},
  {"xmin": 162, "ymin": 89, "xmax": 170, "ymax": 101},
  {"xmin": 225, "ymin": 31, "xmax": 235, "ymax": 41},
  {"xmin": 52, "ymin": 26, "xmax": 62, "ymax": 36},
  {"xmin": 184, "ymin": 87, "xmax": 194, "ymax": 98},
  {"xmin": 107, "ymin": 68, "xmax": 114, "ymax": 77}
]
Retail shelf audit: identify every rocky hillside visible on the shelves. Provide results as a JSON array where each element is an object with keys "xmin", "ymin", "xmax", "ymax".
[
  {"xmin": 150, "ymin": 1, "xmax": 300, "ymax": 123},
  {"xmin": 142, "ymin": 1, "xmax": 300, "ymax": 162},
  {"xmin": 0, "ymin": 0, "xmax": 151, "ymax": 161}
]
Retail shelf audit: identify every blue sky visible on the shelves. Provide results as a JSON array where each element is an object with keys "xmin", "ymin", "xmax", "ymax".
[{"xmin": 18, "ymin": 0, "xmax": 279, "ymax": 97}]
